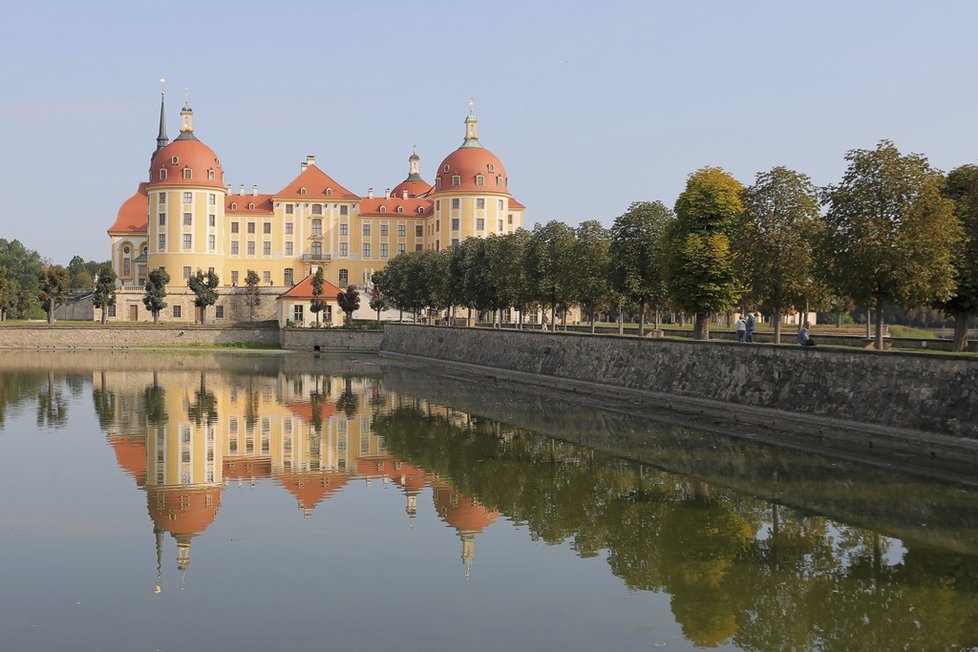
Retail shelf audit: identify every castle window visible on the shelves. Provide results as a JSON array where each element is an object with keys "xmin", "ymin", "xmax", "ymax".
[
  {"xmin": 208, "ymin": 193, "xmax": 216, "ymax": 205},
  {"xmin": 340, "ymin": 205, "xmax": 348, "ymax": 216},
  {"xmin": 451, "ymin": 218, "xmax": 459, "ymax": 231},
  {"xmin": 475, "ymin": 174, "xmax": 484, "ymax": 186},
  {"xmin": 435, "ymin": 200, "xmax": 440, "ymax": 211},
  {"xmin": 498, "ymin": 199, "xmax": 504, "ymax": 211},
  {"xmin": 159, "ymin": 193, "xmax": 166, "ymax": 204},
  {"xmin": 231, "ymin": 241, "xmax": 239, "ymax": 255},
  {"xmin": 508, "ymin": 213, "xmax": 513, "ymax": 225},
  {"xmin": 171, "ymin": 156, "xmax": 179, "ymax": 165},
  {"xmin": 476, "ymin": 218, "xmax": 485, "ymax": 231},
  {"xmin": 435, "ymin": 177, "xmax": 441, "ymax": 188},
  {"xmin": 398, "ymin": 224, "xmax": 406, "ymax": 237},
  {"xmin": 415, "ymin": 225, "xmax": 423, "ymax": 237},
  {"xmin": 231, "ymin": 202, "xmax": 237, "ymax": 211},
  {"xmin": 285, "ymin": 222, "xmax": 293, "ymax": 235},
  {"xmin": 173, "ymin": 305, "xmax": 181, "ymax": 318},
  {"xmin": 159, "ymin": 213, "xmax": 166, "ymax": 226},
  {"xmin": 183, "ymin": 192, "xmax": 192, "ymax": 203},
  {"xmin": 263, "ymin": 222, "xmax": 271, "ymax": 234},
  {"xmin": 363, "ymin": 223, "xmax": 371, "ymax": 236},
  {"xmin": 207, "ymin": 169, "xmax": 215, "ymax": 181},
  {"xmin": 339, "ymin": 223, "xmax": 348, "ymax": 236},
  {"xmin": 417, "ymin": 207, "xmax": 424, "ymax": 214},
  {"xmin": 311, "ymin": 242, "xmax": 322, "ymax": 258},
  {"xmin": 284, "ymin": 268, "xmax": 294, "ymax": 286},
  {"xmin": 263, "ymin": 242, "xmax": 271, "ymax": 256},
  {"xmin": 380, "ymin": 224, "xmax": 389, "ymax": 237},
  {"xmin": 247, "ymin": 222, "xmax": 255, "ymax": 234},
  {"xmin": 183, "ymin": 213, "xmax": 192, "ymax": 226},
  {"xmin": 263, "ymin": 271, "xmax": 271, "ymax": 283},
  {"xmin": 231, "ymin": 271, "xmax": 238, "ymax": 285},
  {"xmin": 158, "ymin": 234, "xmax": 166, "ymax": 250},
  {"xmin": 215, "ymin": 306, "xmax": 224, "ymax": 318},
  {"xmin": 299, "ymin": 187, "xmax": 307, "ymax": 195},
  {"xmin": 312, "ymin": 204, "xmax": 322, "ymax": 215},
  {"xmin": 380, "ymin": 243, "xmax": 388, "ymax": 258},
  {"xmin": 397, "ymin": 243, "xmax": 405, "ymax": 255},
  {"xmin": 285, "ymin": 204, "xmax": 294, "ymax": 214},
  {"xmin": 183, "ymin": 266, "xmax": 191, "ymax": 279},
  {"xmin": 231, "ymin": 222, "xmax": 239, "ymax": 234},
  {"xmin": 159, "ymin": 169, "xmax": 167, "ymax": 180},
  {"xmin": 339, "ymin": 243, "xmax": 348, "ymax": 256},
  {"xmin": 247, "ymin": 241, "xmax": 255, "ymax": 256},
  {"xmin": 451, "ymin": 198, "xmax": 460, "ymax": 210},
  {"xmin": 183, "ymin": 167, "xmax": 192, "ymax": 180},
  {"xmin": 183, "ymin": 234, "xmax": 192, "ymax": 249},
  {"xmin": 326, "ymin": 188, "xmax": 332, "ymax": 197},
  {"xmin": 311, "ymin": 219, "xmax": 322, "ymax": 236},
  {"xmin": 248, "ymin": 202, "xmax": 255, "ymax": 210},
  {"xmin": 487, "ymin": 163, "xmax": 495, "ymax": 173},
  {"xmin": 396, "ymin": 206, "xmax": 403, "ymax": 214},
  {"xmin": 379, "ymin": 206, "xmax": 386, "ymax": 213},
  {"xmin": 452, "ymin": 175, "xmax": 460, "ymax": 187},
  {"xmin": 209, "ymin": 235, "xmax": 216, "ymax": 251},
  {"xmin": 476, "ymin": 198, "xmax": 485, "ymax": 210},
  {"xmin": 285, "ymin": 241, "xmax": 293, "ymax": 255},
  {"xmin": 208, "ymin": 214, "xmax": 215, "ymax": 227},
  {"xmin": 339, "ymin": 269, "xmax": 348, "ymax": 285}
]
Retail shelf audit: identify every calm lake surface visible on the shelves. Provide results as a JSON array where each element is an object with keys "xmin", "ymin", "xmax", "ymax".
[{"xmin": 1, "ymin": 350, "xmax": 977, "ymax": 651}]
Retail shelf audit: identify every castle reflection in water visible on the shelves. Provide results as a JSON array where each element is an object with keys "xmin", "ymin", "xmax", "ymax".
[{"xmin": 97, "ymin": 369, "xmax": 496, "ymax": 589}]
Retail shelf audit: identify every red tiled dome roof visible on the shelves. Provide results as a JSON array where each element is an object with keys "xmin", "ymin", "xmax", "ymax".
[
  {"xmin": 108, "ymin": 435, "xmax": 147, "ymax": 487},
  {"xmin": 434, "ymin": 487, "xmax": 499, "ymax": 533},
  {"xmin": 149, "ymin": 138, "xmax": 224, "ymax": 189},
  {"xmin": 391, "ymin": 178, "xmax": 433, "ymax": 199},
  {"xmin": 433, "ymin": 146, "xmax": 507, "ymax": 194},
  {"xmin": 147, "ymin": 486, "xmax": 222, "ymax": 537},
  {"xmin": 108, "ymin": 183, "xmax": 148, "ymax": 234}
]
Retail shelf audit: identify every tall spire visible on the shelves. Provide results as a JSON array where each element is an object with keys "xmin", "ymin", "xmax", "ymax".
[
  {"xmin": 153, "ymin": 77, "xmax": 169, "ymax": 161},
  {"xmin": 462, "ymin": 97, "xmax": 481, "ymax": 148}
]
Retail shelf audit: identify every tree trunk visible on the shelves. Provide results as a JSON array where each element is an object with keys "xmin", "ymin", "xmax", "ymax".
[
  {"xmin": 467, "ymin": 307, "xmax": 472, "ymax": 327},
  {"xmin": 153, "ymin": 310, "xmax": 160, "ymax": 324},
  {"xmin": 47, "ymin": 306, "xmax": 54, "ymax": 324},
  {"xmin": 866, "ymin": 311, "xmax": 871, "ymax": 339},
  {"xmin": 101, "ymin": 307, "xmax": 107, "ymax": 325},
  {"xmin": 654, "ymin": 309, "xmax": 660, "ymax": 331},
  {"xmin": 836, "ymin": 310, "xmax": 843, "ymax": 328},
  {"xmin": 589, "ymin": 311, "xmax": 595, "ymax": 334},
  {"xmin": 874, "ymin": 304, "xmax": 885, "ymax": 350},
  {"xmin": 618, "ymin": 301, "xmax": 623, "ymax": 335},
  {"xmin": 638, "ymin": 300, "xmax": 646, "ymax": 338},
  {"xmin": 200, "ymin": 307, "xmax": 207, "ymax": 325},
  {"xmin": 694, "ymin": 313, "xmax": 710, "ymax": 340},
  {"xmin": 773, "ymin": 307, "xmax": 782, "ymax": 344},
  {"xmin": 952, "ymin": 313, "xmax": 969, "ymax": 352}
]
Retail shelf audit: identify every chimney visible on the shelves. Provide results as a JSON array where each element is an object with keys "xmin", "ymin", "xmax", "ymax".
[
  {"xmin": 239, "ymin": 185, "xmax": 245, "ymax": 196},
  {"xmin": 385, "ymin": 188, "xmax": 390, "ymax": 198},
  {"xmin": 368, "ymin": 187, "xmax": 374, "ymax": 199},
  {"xmin": 252, "ymin": 184, "xmax": 258, "ymax": 196},
  {"xmin": 402, "ymin": 189, "xmax": 408, "ymax": 199},
  {"xmin": 300, "ymin": 162, "xmax": 308, "ymax": 172},
  {"xmin": 306, "ymin": 155, "xmax": 316, "ymax": 167}
]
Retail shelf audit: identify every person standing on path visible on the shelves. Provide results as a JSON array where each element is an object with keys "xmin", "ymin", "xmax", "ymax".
[
  {"xmin": 745, "ymin": 312, "xmax": 756, "ymax": 343},
  {"xmin": 736, "ymin": 315, "xmax": 747, "ymax": 342}
]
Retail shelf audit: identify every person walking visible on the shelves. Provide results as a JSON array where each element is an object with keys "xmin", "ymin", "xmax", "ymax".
[
  {"xmin": 745, "ymin": 312, "xmax": 756, "ymax": 343},
  {"xmin": 736, "ymin": 315, "xmax": 747, "ymax": 342},
  {"xmin": 796, "ymin": 321, "xmax": 816, "ymax": 346}
]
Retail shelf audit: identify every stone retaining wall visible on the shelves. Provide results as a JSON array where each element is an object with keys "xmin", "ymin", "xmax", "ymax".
[
  {"xmin": 380, "ymin": 324, "xmax": 978, "ymax": 437},
  {"xmin": 280, "ymin": 329, "xmax": 383, "ymax": 352},
  {"xmin": 0, "ymin": 325, "xmax": 279, "ymax": 348}
]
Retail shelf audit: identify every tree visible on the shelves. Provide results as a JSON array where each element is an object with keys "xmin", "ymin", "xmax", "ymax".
[
  {"xmin": 187, "ymin": 269, "xmax": 220, "ymax": 324},
  {"xmin": 0, "ymin": 239, "xmax": 42, "ymax": 297},
  {"xmin": 572, "ymin": 221, "xmax": 614, "ymax": 333},
  {"xmin": 337, "ymin": 284, "xmax": 361, "ymax": 326},
  {"xmin": 369, "ymin": 286, "xmax": 389, "ymax": 323},
  {"xmin": 610, "ymin": 201, "xmax": 673, "ymax": 336},
  {"xmin": 822, "ymin": 141, "xmax": 961, "ymax": 350},
  {"xmin": 525, "ymin": 221, "xmax": 577, "ymax": 330},
  {"xmin": 738, "ymin": 167, "xmax": 822, "ymax": 343},
  {"xmin": 38, "ymin": 265, "xmax": 70, "ymax": 324},
  {"xmin": 244, "ymin": 270, "xmax": 261, "ymax": 322},
  {"xmin": 310, "ymin": 266, "xmax": 327, "ymax": 326},
  {"xmin": 665, "ymin": 167, "xmax": 745, "ymax": 340},
  {"xmin": 0, "ymin": 267, "xmax": 12, "ymax": 321},
  {"xmin": 938, "ymin": 165, "xmax": 978, "ymax": 351},
  {"xmin": 92, "ymin": 266, "xmax": 118, "ymax": 325},
  {"xmin": 142, "ymin": 267, "xmax": 170, "ymax": 324}
]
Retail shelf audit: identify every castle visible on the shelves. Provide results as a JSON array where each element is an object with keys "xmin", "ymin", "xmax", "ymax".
[{"xmin": 108, "ymin": 92, "xmax": 526, "ymax": 324}]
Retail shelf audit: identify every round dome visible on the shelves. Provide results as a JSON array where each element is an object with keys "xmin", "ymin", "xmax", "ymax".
[
  {"xmin": 149, "ymin": 138, "xmax": 224, "ymax": 189},
  {"xmin": 434, "ymin": 487, "xmax": 499, "ymax": 533},
  {"xmin": 433, "ymin": 147, "xmax": 507, "ymax": 194},
  {"xmin": 391, "ymin": 178, "xmax": 433, "ymax": 198},
  {"xmin": 147, "ymin": 487, "xmax": 222, "ymax": 537}
]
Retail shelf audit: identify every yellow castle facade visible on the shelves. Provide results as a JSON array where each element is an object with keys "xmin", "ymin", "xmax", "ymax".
[{"xmin": 107, "ymin": 94, "xmax": 526, "ymax": 323}]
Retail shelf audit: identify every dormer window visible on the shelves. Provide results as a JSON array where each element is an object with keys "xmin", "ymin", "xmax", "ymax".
[
  {"xmin": 452, "ymin": 175, "xmax": 460, "ymax": 187},
  {"xmin": 299, "ymin": 187, "xmax": 307, "ymax": 195},
  {"xmin": 207, "ymin": 169, "xmax": 215, "ymax": 181},
  {"xmin": 159, "ymin": 169, "xmax": 167, "ymax": 181},
  {"xmin": 443, "ymin": 164, "xmax": 450, "ymax": 173},
  {"xmin": 396, "ymin": 206, "xmax": 403, "ymax": 214},
  {"xmin": 417, "ymin": 207, "xmax": 424, "ymax": 214},
  {"xmin": 171, "ymin": 155, "xmax": 179, "ymax": 165},
  {"xmin": 326, "ymin": 188, "xmax": 332, "ymax": 197},
  {"xmin": 379, "ymin": 206, "xmax": 386, "ymax": 213},
  {"xmin": 230, "ymin": 202, "xmax": 237, "ymax": 210},
  {"xmin": 496, "ymin": 175, "xmax": 503, "ymax": 187},
  {"xmin": 182, "ymin": 167, "xmax": 192, "ymax": 180},
  {"xmin": 475, "ymin": 174, "xmax": 484, "ymax": 186},
  {"xmin": 487, "ymin": 163, "xmax": 495, "ymax": 173},
  {"xmin": 248, "ymin": 202, "xmax": 255, "ymax": 210},
  {"xmin": 435, "ymin": 177, "xmax": 441, "ymax": 188}
]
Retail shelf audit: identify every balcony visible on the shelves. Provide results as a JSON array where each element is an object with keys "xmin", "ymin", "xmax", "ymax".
[{"xmin": 302, "ymin": 253, "xmax": 332, "ymax": 262}]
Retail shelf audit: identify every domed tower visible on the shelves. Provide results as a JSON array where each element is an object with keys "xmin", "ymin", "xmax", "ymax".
[
  {"xmin": 145, "ymin": 96, "xmax": 227, "ymax": 286},
  {"xmin": 431, "ymin": 101, "xmax": 520, "ymax": 250},
  {"xmin": 391, "ymin": 147, "xmax": 433, "ymax": 199},
  {"xmin": 433, "ymin": 485, "xmax": 499, "ymax": 579}
]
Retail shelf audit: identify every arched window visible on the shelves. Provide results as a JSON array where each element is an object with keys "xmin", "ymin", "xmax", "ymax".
[
  {"xmin": 379, "ymin": 206, "xmax": 386, "ymax": 213},
  {"xmin": 183, "ymin": 167, "xmax": 192, "ymax": 180},
  {"xmin": 396, "ymin": 206, "xmax": 403, "ymax": 214},
  {"xmin": 475, "ymin": 174, "xmax": 484, "ymax": 186},
  {"xmin": 248, "ymin": 202, "xmax": 255, "ymax": 210},
  {"xmin": 326, "ymin": 188, "xmax": 333, "ymax": 197},
  {"xmin": 339, "ymin": 268, "xmax": 348, "ymax": 285},
  {"xmin": 122, "ymin": 245, "xmax": 132, "ymax": 276},
  {"xmin": 230, "ymin": 202, "xmax": 237, "ymax": 210},
  {"xmin": 284, "ymin": 268, "xmax": 294, "ymax": 286},
  {"xmin": 311, "ymin": 218, "xmax": 322, "ymax": 236},
  {"xmin": 299, "ymin": 187, "xmax": 307, "ymax": 195},
  {"xmin": 207, "ymin": 169, "xmax": 215, "ymax": 181}
]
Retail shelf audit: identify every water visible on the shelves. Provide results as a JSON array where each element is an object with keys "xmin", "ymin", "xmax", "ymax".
[{"xmin": 1, "ymin": 351, "xmax": 977, "ymax": 651}]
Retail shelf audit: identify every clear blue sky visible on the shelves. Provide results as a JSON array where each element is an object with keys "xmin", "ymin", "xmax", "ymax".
[{"xmin": 2, "ymin": 0, "xmax": 977, "ymax": 264}]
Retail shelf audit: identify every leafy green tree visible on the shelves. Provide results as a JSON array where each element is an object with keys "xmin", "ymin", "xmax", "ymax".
[
  {"xmin": 337, "ymin": 284, "xmax": 361, "ymax": 326},
  {"xmin": 16, "ymin": 289, "xmax": 36, "ymax": 320},
  {"xmin": 92, "ymin": 266, "xmax": 117, "ymax": 325},
  {"xmin": 610, "ymin": 201, "xmax": 673, "ymax": 336},
  {"xmin": 142, "ymin": 267, "xmax": 170, "ymax": 324},
  {"xmin": 310, "ymin": 266, "xmax": 327, "ymax": 326},
  {"xmin": 822, "ymin": 141, "xmax": 961, "ymax": 349},
  {"xmin": 187, "ymin": 269, "xmax": 220, "ymax": 324},
  {"xmin": 0, "ymin": 239, "xmax": 42, "ymax": 296},
  {"xmin": 938, "ymin": 165, "xmax": 978, "ymax": 351},
  {"xmin": 38, "ymin": 265, "xmax": 70, "ymax": 324},
  {"xmin": 495, "ymin": 229, "xmax": 533, "ymax": 327},
  {"xmin": 525, "ymin": 221, "xmax": 577, "ymax": 330},
  {"xmin": 244, "ymin": 269, "xmax": 261, "ymax": 322},
  {"xmin": 368, "ymin": 286, "xmax": 389, "ymax": 323},
  {"xmin": 738, "ymin": 167, "xmax": 822, "ymax": 343},
  {"xmin": 665, "ymin": 167, "xmax": 745, "ymax": 340},
  {"xmin": 572, "ymin": 221, "xmax": 614, "ymax": 333},
  {"xmin": 0, "ymin": 267, "xmax": 12, "ymax": 321}
]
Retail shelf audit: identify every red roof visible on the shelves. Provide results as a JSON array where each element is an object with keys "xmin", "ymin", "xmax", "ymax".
[
  {"xmin": 226, "ymin": 194, "xmax": 274, "ymax": 215},
  {"xmin": 276, "ymin": 164, "xmax": 358, "ymax": 200},
  {"xmin": 508, "ymin": 197, "xmax": 525, "ymax": 210},
  {"xmin": 147, "ymin": 486, "xmax": 222, "ymax": 537},
  {"xmin": 278, "ymin": 472, "xmax": 349, "ymax": 513},
  {"xmin": 433, "ymin": 146, "xmax": 508, "ymax": 195},
  {"xmin": 108, "ymin": 183, "xmax": 149, "ymax": 234},
  {"xmin": 108, "ymin": 435, "xmax": 147, "ymax": 486},
  {"xmin": 391, "ymin": 178, "xmax": 433, "ymax": 199},
  {"xmin": 278, "ymin": 273, "xmax": 342, "ymax": 301},
  {"xmin": 358, "ymin": 197, "xmax": 432, "ymax": 218},
  {"xmin": 286, "ymin": 399, "xmax": 337, "ymax": 425},
  {"xmin": 223, "ymin": 457, "xmax": 272, "ymax": 480},
  {"xmin": 433, "ymin": 486, "xmax": 499, "ymax": 533},
  {"xmin": 149, "ymin": 138, "xmax": 225, "ymax": 189}
]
